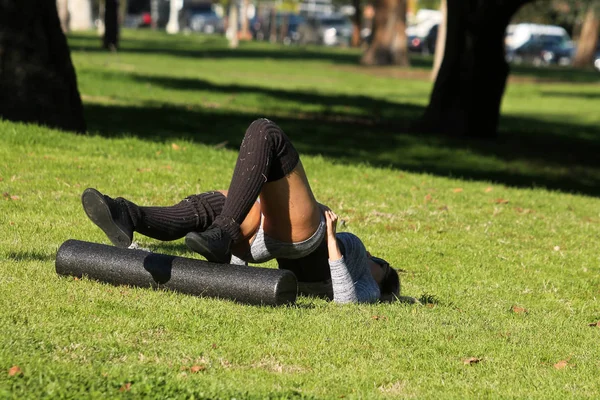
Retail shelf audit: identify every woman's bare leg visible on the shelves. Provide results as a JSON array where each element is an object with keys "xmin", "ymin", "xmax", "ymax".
[
  {"xmin": 260, "ymin": 161, "xmax": 321, "ymax": 243},
  {"xmin": 185, "ymin": 118, "xmax": 316, "ymax": 262}
]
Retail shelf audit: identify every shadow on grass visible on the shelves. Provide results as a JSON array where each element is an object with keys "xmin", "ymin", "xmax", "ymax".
[
  {"xmin": 68, "ymin": 33, "xmax": 600, "ymax": 83},
  {"xmin": 7, "ymin": 251, "xmax": 55, "ymax": 262},
  {"xmin": 83, "ymin": 76, "xmax": 600, "ymax": 197},
  {"xmin": 68, "ymin": 33, "xmax": 364, "ymax": 66}
]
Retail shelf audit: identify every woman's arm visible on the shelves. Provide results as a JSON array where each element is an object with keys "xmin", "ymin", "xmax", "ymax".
[{"xmin": 324, "ymin": 210, "xmax": 358, "ymax": 303}]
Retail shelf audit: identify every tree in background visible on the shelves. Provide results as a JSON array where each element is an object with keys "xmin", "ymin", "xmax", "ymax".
[
  {"xmin": 430, "ymin": 0, "xmax": 446, "ymax": 80},
  {"xmin": 227, "ymin": 1, "xmax": 240, "ymax": 48},
  {"xmin": 166, "ymin": 0, "xmax": 182, "ymax": 33},
  {"xmin": 361, "ymin": 0, "xmax": 409, "ymax": 65},
  {"xmin": 104, "ymin": 0, "xmax": 120, "ymax": 49},
  {"xmin": 57, "ymin": 0, "xmax": 70, "ymax": 32},
  {"xmin": 421, "ymin": 0, "xmax": 532, "ymax": 138},
  {"xmin": 0, "ymin": 0, "xmax": 86, "ymax": 132},
  {"xmin": 70, "ymin": 0, "xmax": 94, "ymax": 30},
  {"xmin": 572, "ymin": 3, "xmax": 599, "ymax": 68}
]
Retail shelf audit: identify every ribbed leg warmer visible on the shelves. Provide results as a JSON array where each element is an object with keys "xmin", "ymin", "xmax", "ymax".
[
  {"xmin": 212, "ymin": 118, "xmax": 300, "ymax": 243},
  {"xmin": 121, "ymin": 191, "xmax": 226, "ymax": 241}
]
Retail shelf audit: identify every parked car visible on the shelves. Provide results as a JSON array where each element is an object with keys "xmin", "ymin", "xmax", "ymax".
[
  {"xmin": 181, "ymin": 4, "xmax": 224, "ymax": 34},
  {"xmin": 297, "ymin": 14, "xmax": 353, "ymax": 46},
  {"xmin": 407, "ymin": 23, "xmax": 438, "ymax": 54},
  {"xmin": 250, "ymin": 13, "xmax": 305, "ymax": 45},
  {"xmin": 505, "ymin": 23, "xmax": 570, "ymax": 52},
  {"xmin": 506, "ymin": 35, "xmax": 574, "ymax": 66}
]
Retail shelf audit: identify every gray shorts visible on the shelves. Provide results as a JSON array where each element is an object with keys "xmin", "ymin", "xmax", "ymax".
[{"xmin": 242, "ymin": 214, "xmax": 326, "ymax": 264}]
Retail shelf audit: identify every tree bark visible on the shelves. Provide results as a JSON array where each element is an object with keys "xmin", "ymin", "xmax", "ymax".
[
  {"xmin": 431, "ymin": 0, "xmax": 446, "ymax": 81},
  {"xmin": 240, "ymin": 0, "xmax": 250, "ymax": 40},
  {"xmin": 119, "ymin": 0, "xmax": 128, "ymax": 26},
  {"xmin": 269, "ymin": 8, "xmax": 277, "ymax": 43},
  {"xmin": 572, "ymin": 6, "xmax": 599, "ymax": 68},
  {"xmin": 56, "ymin": 0, "xmax": 70, "ymax": 33},
  {"xmin": 361, "ymin": 0, "xmax": 409, "ymax": 66},
  {"xmin": 227, "ymin": 4, "xmax": 239, "ymax": 49},
  {"xmin": 150, "ymin": 0, "xmax": 159, "ymax": 29},
  {"xmin": 0, "ymin": 0, "xmax": 86, "ymax": 132},
  {"xmin": 421, "ymin": 0, "xmax": 531, "ymax": 138},
  {"xmin": 69, "ymin": 0, "xmax": 93, "ymax": 30},
  {"xmin": 351, "ymin": 0, "xmax": 363, "ymax": 47},
  {"xmin": 103, "ymin": 0, "xmax": 119, "ymax": 50}
]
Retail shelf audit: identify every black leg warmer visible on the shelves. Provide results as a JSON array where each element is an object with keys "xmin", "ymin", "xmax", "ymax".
[
  {"xmin": 122, "ymin": 191, "xmax": 226, "ymax": 241},
  {"xmin": 213, "ymin": 118, "xmax": 300, "ymax": 242}
]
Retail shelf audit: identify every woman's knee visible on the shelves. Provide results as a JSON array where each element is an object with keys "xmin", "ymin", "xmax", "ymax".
[{"xmin": 244, "ymin": 118, "xmax": 283, "ymax": 143}]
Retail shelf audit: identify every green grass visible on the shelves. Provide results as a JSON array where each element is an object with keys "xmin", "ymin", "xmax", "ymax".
[{"xmin": 1, "ymin": 29, "xmax": 600, "ymax": 398}]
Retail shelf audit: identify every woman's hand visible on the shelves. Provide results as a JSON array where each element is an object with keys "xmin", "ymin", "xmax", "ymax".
[
  {"xmin": 324, "ymin": 209, "xmax": 342, "ymax": 261},
  {"xmin": 325, "ymin": 209, "xmax": 338, "ymax": 239}
]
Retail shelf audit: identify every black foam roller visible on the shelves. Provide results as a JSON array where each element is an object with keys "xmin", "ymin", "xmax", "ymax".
[{"xmin": 56, "ymin": 239, "xmax": 297, "ymax": 306}]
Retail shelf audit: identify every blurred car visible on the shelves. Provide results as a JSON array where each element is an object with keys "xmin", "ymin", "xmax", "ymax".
[
  {"xmin": 181, "ymin": 4, "xmax": 224, "ymax": 34},
  {"xmin": 124, "ymin": 12, "xmax": 152, "ymax": 28},
  {"xmin": 407, "ymin": 23, "xmax": 438, "ymax": 54},
  {"xmin": 250, "ymin": 13, "xmax": 304, "ymax": 45},
  {"xmin": 505, "ymin": 23, "xmax": 570, "ymax": 51},
  {"xmin": 297, "ymin": 14, "xmax": 353, "ymax": 46},
  {"xmin": 506, "ymin": 35, "xmax": 574, "ymax": 66}
]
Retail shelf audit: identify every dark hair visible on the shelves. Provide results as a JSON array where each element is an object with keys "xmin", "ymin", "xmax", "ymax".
[{"xmin": 371, "ymin": 257, "xmax": 401, "ymax": 301}]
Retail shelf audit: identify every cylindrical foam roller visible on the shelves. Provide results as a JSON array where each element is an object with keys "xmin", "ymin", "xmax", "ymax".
[{"xmin": 55, "ymin": 239, "xmax": 297, "ymax": 306}]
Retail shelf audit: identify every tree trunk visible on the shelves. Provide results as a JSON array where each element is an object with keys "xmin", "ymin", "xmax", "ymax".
[
  {"xmin": 280, "ymin": 14, "xmax": 289, "ymax": 44},
  {"xmin": 361, "ymin": 0, "xmax": 409, "ymax": 66},
  {"xmin": 227, "ymin": 4, "xmax": 239, "ymax": 49},
  {"xmin": 240, "ymin": 0, "xmax": 250, "ymax": 40},
  {"xmin": 421, "ymin": 0, "xmax": 531, "ymax": 138},
  {"xmin": 166, "ymin": 0, "xmax": 181, "ymax": 34},
  {"xmin": 150, "ymin": 0, "xmax": 159, "ymax": 29},
  {"xmin": 69, "ymin": 0, "xmax": 93, "ymax": 30},
  {"xmin": 0, "ymin": 0, "xmax": 86, "ymax": 132},
  {"xmin": 572, "ymin": 6, "xmax": 599, "ymax": 68},
  {"xmin": 103, "ymin": 0, "xmax": 119, "ymax": 50},
  {"xmin": 97, "ymin": 0, "xmax": 106, "ymax": 36},
  {"xmin": 351, "ymin": 0, "xmax": 363, "ymax": 47},
  {"xmin": 118, "ymin": 0, "xmax": 128, "ymax": 26},
  {"xmin": 269, "ymin": 8, "xmax": 277, "ymax": 43},
  {"xmin": 431, "ymin": 0, "xmax": 446, "ymax": 81},
  {"xmin": 57, "ymin": 0, "xmax": 70, "ymax": 33}
]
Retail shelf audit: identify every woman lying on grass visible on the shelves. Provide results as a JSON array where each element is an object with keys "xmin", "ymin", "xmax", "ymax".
[{"xmin": 81, "ymin": 118, "xmax": 400, "ymax": 304}]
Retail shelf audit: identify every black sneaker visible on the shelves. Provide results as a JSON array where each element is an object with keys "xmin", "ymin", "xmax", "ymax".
[
  {"xmin": 185, "ymin": 226, "xmax": 232, "ymax": 264},
  {"xmin": 81, "ymin": 188, "xmax": 134, "ymax": 248}
]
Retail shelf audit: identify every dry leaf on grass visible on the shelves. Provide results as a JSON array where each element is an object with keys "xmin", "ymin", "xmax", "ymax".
[
  {"xmin": 453, "ymin": 188, "xmax": 463, "ymax": 193},
  {"xmin": 463, "ymin": 357, "xmax": 482, "ymax": 365},
  {"xmin": 494, "ymin": 198, "xmax": 509, "ymax": 204},
  {"xmin": 119, "ymin": 383, "xmax": 132, "ymax": 392},
  {"xmin": 371, "ymin": 315, "xmax": 388, "ymax": 321},
  {"xmin": 8, "ymin": 366, "xmax": 22, "ymax": 376},
  {"xmin": 190, "ymin": 365, "xmax": 206, "ymax": 373},
  {"xmin": 554, "ymin": 360, "xmax": 569, "ymax": 370},
  {"xmin": 511, "ymin": 305, "xmax": 528, "ymax": 314},
  {"xmin": 485, "ymin": 187, "xmax": 493, "ymax": 193},
  {"xmin": 171, "ymin": 143, "xmax": 180, "ymax": 150},
  {"xmin": 3, "ymin": 192, "xmax": 20, "ymax": 200}
]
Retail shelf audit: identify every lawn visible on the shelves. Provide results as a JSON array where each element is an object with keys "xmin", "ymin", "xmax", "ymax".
[{"xmin": 1, "ymin": 30, "xmax": 600, "ymax": 399}]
